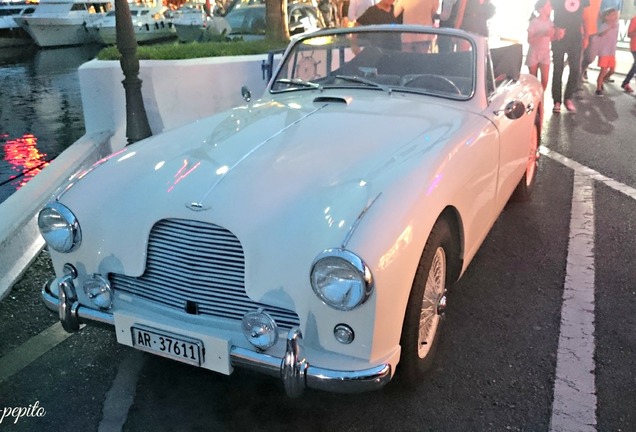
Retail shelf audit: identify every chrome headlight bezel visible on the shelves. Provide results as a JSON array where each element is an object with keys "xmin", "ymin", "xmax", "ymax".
[
  {"xmin": 310, "ymin": 249, "xmax": 374, "ymax": 311},
  {"xmin": 241, "ymin": 309, "xmax": 279, "ymax": 350},
  {"xmin": 82, "ymin": 274, "xmax": 113, "ymax": 310},
  {"xmin": 37, "ymin": 202, "xmax": 82, "ymax": 253}
]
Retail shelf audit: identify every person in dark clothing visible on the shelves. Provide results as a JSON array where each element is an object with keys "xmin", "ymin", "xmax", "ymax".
[
  {"xmin": 354, "ymin": 0, "xmax": 401, "ymax": 51},
  {"xmin": 356, "ymin": 0, "xmax": 400, "ymax": 25},
  {"xmin": 460, "ymin": 0, "xmax": 495, "ymax": 37},
  {"xmin": 439, "ymin": 0, "xmax": 462, "ymax": 29},
  {"xmin": 551, "ymin": 0, "xmax": 590, "ymax": 113},
  {"xmin": 438, "ymin": 0, "xmax": 465, "ymax": 51}
]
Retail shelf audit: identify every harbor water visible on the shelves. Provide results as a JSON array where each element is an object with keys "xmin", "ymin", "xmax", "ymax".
[{"xmin": 0, "ymin": 44, "xmax": 102, "ymax": 204}]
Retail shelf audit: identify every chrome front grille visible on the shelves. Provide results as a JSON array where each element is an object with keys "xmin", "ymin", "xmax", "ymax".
[{"xmin": 110, "ymin": 218, "xmax": 300, "ymax": 330}]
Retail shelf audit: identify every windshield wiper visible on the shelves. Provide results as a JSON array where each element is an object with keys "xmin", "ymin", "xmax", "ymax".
[
  {"xmin": 274, "ymin": 78, "xmax": 320, "ymax": 89},
  {"xmin": 334, "ymin": 75, "xmax": 389, "ymax": 92}
]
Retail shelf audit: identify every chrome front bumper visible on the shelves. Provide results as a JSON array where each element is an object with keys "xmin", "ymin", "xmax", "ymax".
[{"xmin": 42, "ymin": 277, "xmax": 392, "ymax": 397}]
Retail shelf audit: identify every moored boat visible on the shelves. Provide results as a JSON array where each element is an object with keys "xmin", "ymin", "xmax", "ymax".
[
  {"xmin": 87, "ymin": 3, "xmax": 176, "ymax": 45},
  {"xmin": 0, "ymin": 1, "xmax": 36, "ymax": 47},
  {"xmin": 14, "ymin": 0, "xmax": 113, "ymax": 48}
]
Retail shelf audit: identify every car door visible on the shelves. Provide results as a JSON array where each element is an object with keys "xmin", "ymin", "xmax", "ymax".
[{"xmin": 482, "ymin": 50, "xmax": 536, "ymax": 210}]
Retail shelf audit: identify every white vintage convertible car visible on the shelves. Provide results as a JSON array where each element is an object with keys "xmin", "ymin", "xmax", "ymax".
[{"xmin": 39, "ymin": 25, "xmax": 543, "ymax": 397}]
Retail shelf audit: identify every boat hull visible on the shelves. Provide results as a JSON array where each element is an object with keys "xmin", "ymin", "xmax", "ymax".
[
  {"xmin": 93, "ymin": 21, "xmax": 176, "ymax": 45},
  {"xmin": 17, "ymin": 16, "xmax": 99, "ymax": 47}
]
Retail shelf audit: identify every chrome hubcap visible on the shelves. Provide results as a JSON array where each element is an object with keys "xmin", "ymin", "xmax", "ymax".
[{"xmin": 418, "ymin": 247, "xmax": 446, "ymax": 359}]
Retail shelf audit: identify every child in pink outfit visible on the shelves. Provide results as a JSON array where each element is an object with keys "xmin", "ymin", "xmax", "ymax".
[
  {"xmin": 526, "ymin": 0, "xmax": 554, "ymax": 90},
  {"xmin": 595, "ymin": 8, "xmax": 619, "ymax": 96}
]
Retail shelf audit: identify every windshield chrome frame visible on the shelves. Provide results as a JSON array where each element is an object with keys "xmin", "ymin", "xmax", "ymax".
[{"xmin": 268, "ymin": 25, "xmax": 478, "ymax": 101}]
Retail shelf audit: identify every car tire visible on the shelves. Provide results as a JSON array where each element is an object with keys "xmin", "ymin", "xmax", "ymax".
[
  {"xmin": 511, "ymin": 122, "xmax": 540, "ymax": 202},
  {"xmin": 397, "ymin": 218, "xmax": 454, "ymax": 386}
]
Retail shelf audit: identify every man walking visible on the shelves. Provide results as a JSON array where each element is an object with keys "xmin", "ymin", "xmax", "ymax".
[{"xmin": 551, "ymin": 0, "xmax": 590, "ymax": 113}]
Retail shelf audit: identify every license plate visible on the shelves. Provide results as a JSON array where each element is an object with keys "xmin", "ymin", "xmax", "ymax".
[{"xmin": 131, "ymin": 326, "xmax": 204, "ymax": 367}]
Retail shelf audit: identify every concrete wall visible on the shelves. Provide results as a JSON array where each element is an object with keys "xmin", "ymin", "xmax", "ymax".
[
  {"xmin": 0, "ymin": 54, "xmax": 274, "ymax": 300},
  {"xmin": 80, "ymin": 54, "xmax": 274, "ymax": 153}
]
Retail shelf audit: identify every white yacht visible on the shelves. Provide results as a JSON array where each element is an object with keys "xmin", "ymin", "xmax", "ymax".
[
  {"xmin": 0, "ymin": 1, "xmax": 36, "ymax": 47},
  {"xmin": 14, "ymin": 0, "xmax": 113, "ymax": 47},
  {"xmin": 87, "ymin": 4, "xmax": 176, "ymax": 45}
]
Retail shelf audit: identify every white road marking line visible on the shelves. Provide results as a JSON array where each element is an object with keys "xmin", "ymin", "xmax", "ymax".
[
  {"xmin": 540, "ymin": 146, "xmax": 636, "ymax": 201},
  {"xmin": 0, "ymin": 322, "xmax": 78, "ymax": 383},
  {"xmin": 98, "ymin": 350, "xmax": 145, "ymax": 432},
  {"xmin": 549, "ymin": 173, "xmax": 597, "ymax": 432}
]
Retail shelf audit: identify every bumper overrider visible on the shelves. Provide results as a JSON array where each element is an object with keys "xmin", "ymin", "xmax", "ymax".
[{"xmin": 42, "ymin": 276, "xmax": 392, "ymax": 397}]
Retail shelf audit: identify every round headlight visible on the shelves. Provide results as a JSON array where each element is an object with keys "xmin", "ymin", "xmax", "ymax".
[
  {"xmin": 310, "ymin": 249, "xmax": 373, "ymax": 311},
  {"xmin": 37, "ymin": 202, "xmax": 81, "ymax": 253}
]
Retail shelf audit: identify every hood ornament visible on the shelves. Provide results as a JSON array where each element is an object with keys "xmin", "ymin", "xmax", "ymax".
[{"xmin": 186, "ymin": 202, "xmax": 211, "ymax": 212}]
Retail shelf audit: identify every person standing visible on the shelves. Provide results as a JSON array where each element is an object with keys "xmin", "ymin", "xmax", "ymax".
[
  {"xmin": 620, "ymin": 14, "xmax": 636, "ymax": 93},
  {"xmin": 439, "ymin": 0, "xmax": 462, "ymax": 28},
  {"xmin": 526, "ymin": 0, "xmax": 555, "ymax": 90},
  {"xmin": 353, "ymin": 0, "xmax": 401, "ymax": 51},
  {"xmin": 460, "ymin": 0, "xmax": 495, "ymax": 37},
  {"xmin": 580, "ymin": 0, "xmax": 602, "ymax": 83},
  {"xmin": 438, "ymin": 0, "xmax": 465, "ymax": 51},
  {"xmin": 355, "ymin": 0, "xmax": 400, "ymax": 25},
  {"xmin": 551, "ymin": 0, "xmax": 590, "ymax": 113},
  {"xmin": 393, "ymin": 0, "xmax": 440, "ymax": 52},
  {"xmin": 594, "ymin": 7, "xmax": 620, "ymax": 95},
  {"xmin": 346, "ymin": 0, "xmax": 377, "ymax": 26}
]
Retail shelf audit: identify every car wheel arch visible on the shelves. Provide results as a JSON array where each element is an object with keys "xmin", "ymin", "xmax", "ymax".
[
  {"xmin": 394, "ymin": 207, "xmax": 463, "ymax": 385},
  {"xmin": 437, "ymin": 206, "xmax": 463, "ymax": 283}
]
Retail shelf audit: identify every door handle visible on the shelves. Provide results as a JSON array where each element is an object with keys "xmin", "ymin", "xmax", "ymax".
[{"xmin": 526, "ymin": 102, "xmax": 534, "ymax": 114}]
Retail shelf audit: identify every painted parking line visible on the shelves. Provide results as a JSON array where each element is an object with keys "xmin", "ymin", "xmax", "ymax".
[
  {"xmin": 540, "ymin": 145, "xmax": 636, "ymax": 431},
  {"xmin": 98, "ymin": 350, "xmax": 145, "ymax": 432},
  {"xmin": 540, "ymin": 147, "xmax": 636, "ymax": 201},
  {"xmin": 0, "ymin": 322, "xmax": 79, "ymax": 383},
  {"xmin": 549, "ymin": 173, "xmax": 597, "ymax": 432}
]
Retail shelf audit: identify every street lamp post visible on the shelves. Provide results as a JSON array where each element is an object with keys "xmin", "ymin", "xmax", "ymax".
[{"xmin": 115, "ymin": 0, "xmax": 152, "ymax": 145}]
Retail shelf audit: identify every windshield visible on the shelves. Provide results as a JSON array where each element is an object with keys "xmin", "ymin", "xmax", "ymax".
[{"xmin": 271, "ymin": 29, "xmax": 476, "ymax": 100}]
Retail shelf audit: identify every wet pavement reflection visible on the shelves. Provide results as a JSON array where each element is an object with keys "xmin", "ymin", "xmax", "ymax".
[{"xmin": 0, "ymin": 44, "xmax": 102, "ymax": 203}]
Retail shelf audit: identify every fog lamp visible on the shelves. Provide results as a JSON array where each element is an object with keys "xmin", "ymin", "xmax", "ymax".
[
  {"xmin": 334, "ymin": 324, "xmax": 354, "ymax": 344},
  {"xmin": 82, "ymin": 274, "xmax": 113, "ymax": 310},
  {"xmin": 242, "ymin": 309, "xmax": 278, "ymax": 351}
]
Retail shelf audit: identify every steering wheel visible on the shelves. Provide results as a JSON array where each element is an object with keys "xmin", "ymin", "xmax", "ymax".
[{"xmin": 402, "ymin": 74, "xmax": 462, "ymax": 95}]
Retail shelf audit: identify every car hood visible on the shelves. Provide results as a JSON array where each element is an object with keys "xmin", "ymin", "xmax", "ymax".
[{"xmin": 58, "ymin": 92, "xmax": 470, "ymax": 289}]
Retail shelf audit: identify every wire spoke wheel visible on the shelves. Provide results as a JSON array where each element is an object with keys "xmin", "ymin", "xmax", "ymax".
[
  {"xmin": 398, "ymin": 218, "xmax": 455, "ymax": 386},
  {"xmin": 418, "ymin": 247, "xmax": 446, "ymax": 359}
]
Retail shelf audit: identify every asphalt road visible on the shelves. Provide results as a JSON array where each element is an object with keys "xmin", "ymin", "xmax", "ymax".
[{"xmin": 1, "ymin": 79, "xmax": 635, "ymax": 432}]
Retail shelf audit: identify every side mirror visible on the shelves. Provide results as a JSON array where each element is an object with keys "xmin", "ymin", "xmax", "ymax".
[
  {"xmin": 503, "ymin": 100, "xmax": 526, "ymax": 120},
  {"xmin": 241, "ymin": 86, "xmax": 251, "ymax": 102}
]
